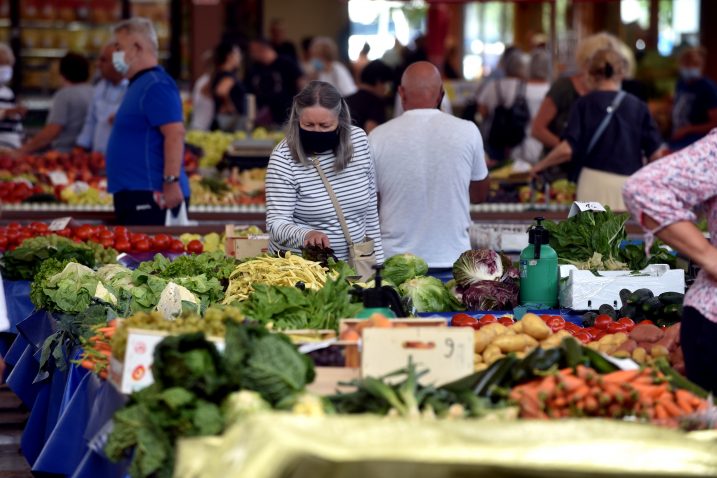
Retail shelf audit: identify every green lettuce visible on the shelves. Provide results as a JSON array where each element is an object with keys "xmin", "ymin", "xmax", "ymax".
[
  {"xmin": 399, "ymin": 275, "xmax": 463, "ymax": 313},
  {"xmin": 41, "ymin": 262, "xmax": 100, "ymax": 314},
  {"xmin": 382, "ymin": 253, "xmax": 428, "ymax": 286}
]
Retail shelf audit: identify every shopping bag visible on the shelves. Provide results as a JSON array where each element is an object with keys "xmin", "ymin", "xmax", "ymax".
[{"xmin": 165, "ymin": 202, "xmax": 195, "ymax": 226}]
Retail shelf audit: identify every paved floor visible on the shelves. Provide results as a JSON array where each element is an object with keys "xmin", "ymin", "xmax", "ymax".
[{"xmin": 0, "ymin": 384, "xmax": 32, "ymax": 477}]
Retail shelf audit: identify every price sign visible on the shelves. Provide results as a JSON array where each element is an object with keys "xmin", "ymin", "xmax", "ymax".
[
  {"xmin": 47, "ymin": 171, "xmax": 69, "ymax": 186},
  {"xmin": 361, "ymin": 327, "xmax": 473, "ymax": 386},
  {"xmin": 568, "ymin": 201, "xmax": 606, "ymax": 218},
  {"xmin": 48, "ymin": 217, "xmax": 72, "ymax": 231}
]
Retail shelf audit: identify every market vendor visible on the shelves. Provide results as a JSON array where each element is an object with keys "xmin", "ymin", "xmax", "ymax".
[
  {"xmin": 368, "ymin": 61, "xmax": 488, "ymax": 274},
  {"xmin": 530, "ymin": 49, "xmax": 665, "ymax": 211},
  {"xmin": 265, "ymin": 80, "xmax": 384, "ymax": 263},
  {"xmin": 623, "ymin": 130, "xmax": 717, "ymax": 394},
  {"xmin": 105, "ymin": 17, "xmax": 190, "ymax": 225}
]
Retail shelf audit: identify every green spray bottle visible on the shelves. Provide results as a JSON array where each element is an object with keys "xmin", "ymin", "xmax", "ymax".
[{"xmin": 519, "ymin": 217, "xmax": 558, "ymax": 307}]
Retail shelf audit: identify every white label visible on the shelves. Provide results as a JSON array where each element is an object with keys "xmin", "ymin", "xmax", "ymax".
[
  {"xmin": 47, "ymin": 171, "xmax": 69, "ymax": 186},
  {"xmin": 361, "ymin": 328, "xmax": 473, "ymax": 386},
  {"xmin": 568, "ymin": 201, "xmax": 606, "ymax": 218},
  {"xmin": 48, "ymin": 217, "xmax": 72, "ymax": 231}
]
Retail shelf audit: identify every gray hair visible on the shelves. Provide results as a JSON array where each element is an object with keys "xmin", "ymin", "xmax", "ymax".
[
  {"xmin": 504, "ymin": 50, "xmax": 528, "ymax": 79},
  {"xmin": 286, "ymin": 81, "xmax": 353, "ymax": 172},
  {"xmin": 113, "ymin": 17, "xmax": 158, "ymax": 56},
  {"xmin": 529, "ymin": 50, "xmax": 550, "ymax": 81},
  {"xmin": 0, "ymin": 43, "xmax": 14, "ymax": 65}
]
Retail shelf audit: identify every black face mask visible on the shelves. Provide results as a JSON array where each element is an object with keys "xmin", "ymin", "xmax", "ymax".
[{"xmin": 299, "ymin": 127, "xmax": 340, "ymax": 154}]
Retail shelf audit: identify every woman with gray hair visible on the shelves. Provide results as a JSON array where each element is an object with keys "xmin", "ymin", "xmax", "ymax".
[{"xmin": 265, "ymin": 80, "xmax": 384, "ymax": 262}]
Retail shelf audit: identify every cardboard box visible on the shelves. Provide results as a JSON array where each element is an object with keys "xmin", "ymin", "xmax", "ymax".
[
  {"xmin": 307, "ymin": 367, "xmax": 360, "ymax": 395},
  {"xmin": 224, "ymin": 225, "xmax": 269, "ymax": 259},
  {"xmin": 559, "ymin": 264, "xmax": 685, "ymax": 310}
]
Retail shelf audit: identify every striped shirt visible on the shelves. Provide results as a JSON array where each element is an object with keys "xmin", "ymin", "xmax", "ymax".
[{"xmin": 266, "ymin": 126, "xmax": 384, "ymax": 262}]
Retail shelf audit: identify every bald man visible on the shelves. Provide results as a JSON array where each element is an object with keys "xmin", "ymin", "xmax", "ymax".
[
  {"xmin": 368, "ymin": 61, "xmax": 489, "ymax": 272},
  {"xmin": 77, "ymin": 43, "xmax": 128, "ymax": 154}
]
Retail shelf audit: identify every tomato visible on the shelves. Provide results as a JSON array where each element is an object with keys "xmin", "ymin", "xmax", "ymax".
[
  {"xmin": 134, "ymin": 239, "xmax": 151, "ymax": 252},
  {"xmin": 186, "ymin": 239, "xmax": 203, "ymax": 254},
  {"xmin": 7, "ymin": 222, "xmax": 21, "ymax": 230},
  {"xmin": 114, "ymin": 239, "xmax": 131, "ymax": 253},
  {"xmin": 98, "ymin": 230, "xmax": 114, "ymax": 240},
  {"xmin": 0, "ymin": 236, "xmax": 8, "ymax": 251},
  {"xmin": 452, "ymin": 313, "xmax": 479, "ymax": 328},
  {"xmin": 113, "ymin": 226, "xmax": 128, "ymax": 236},
  {"xmin": 152, "ymin": 233, "xmax": 170, "ymax": 251},
  {"xmin": 100, "ymin": 237, "xmax": 115, "ymax": 249},
  {"xmin": 129, "ymin": 233, "xmax": 148, "ymax": 244},
  {"xmin": 30, "ymin": 222, "xmax": 48, "ymax": 233},
  {"xmin": 498, "ymin": 316, "xmax": 514, "ymax": 326},
  {"xmin": 617, "ymin": 317, "xmax": 635, "ymax": 331},
  {"xmin": 547, "ymin": 316, "xmax": 566, "ymax": 332},
  {"xmin": 540, "ymin": 314, "xmax": 552, "ymax": 323},
  {"xmin": 478, "ymin": 314, "xmax": 497, "ymax": 326},
  {"xmin": 55, "ymin": 228, "xmax": 72, "ymax": 238},
  {"xmin": 74, "ymin": 225, "xmax": 92, "ymax": 241},
  {"xmin": 169, "ymin": 239, "xmax": 185, "ymax": 253},
  {"xmin": 564, "ymin": 322, "xmax": 581, "ymax": 333},
  {"xmin": 574, "ymin": 331, "xmax": 592, "ymax": 344},
  {"xmin": 594, "ymin": 314, "xmax": 614, "ymax": 330},
  {"xmin": 638, "ymin": 319, "xmax": 653, "ymax": 325},
  {"xmin": 607, "ymin": 322, "xmax": 627, "ymax": 334}
]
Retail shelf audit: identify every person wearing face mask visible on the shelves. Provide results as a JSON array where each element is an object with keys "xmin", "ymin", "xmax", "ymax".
[
  {"xmin": 308, "ymin": 37, "xmax": 357, "ymax": 97},
  {"xmin": 265, "ymin": 80, "xmax": 384, "ymax": 263},
  {"xmin": 0, "ymin": 43, "xmax": 25, "ymax": 149},
  {"xmin": 105, "ymin": 17, "xmax": 190, "ymax": 225},
  {"xmin": 344, "ymin": 60, "xmax": 393, "ymax": 133},
  {"xmin": 670, "ymin": 46, "xmax": 717, "ymax": 151},
  {"xmin": 368, "ymin": 61, "xmax": 489, "ymax": 275},
  {"xmin": 14, "ymin": 53, "xmax": 92, "ymax": 156},
  {"xmin": 210, "ymin": 41, "xmax": 246, "ymax": 131},
  {"xmin": 76, "ymin": 43, "xmax": 128, "ymax": 154}
]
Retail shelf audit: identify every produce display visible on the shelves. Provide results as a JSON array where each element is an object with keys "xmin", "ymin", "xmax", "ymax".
[
  {"xmin": 188, "ymin": 169, "xmax": 265, "ymax": 206},
  {"xmin": 452, "ymin": 249, "xmax": 519, "ymax": 310},
  {"xmin": 185, "ymin": 128, "xmax": 284, "ymax": 168},
  {"xmin": 581, "ymin": 288, "xmax": 683, "ymax": 328}
]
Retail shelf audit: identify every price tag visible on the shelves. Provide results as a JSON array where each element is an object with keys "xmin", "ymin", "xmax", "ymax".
[
  {"xmin": 48, "ymin": 217, "xmax": 72, "ymax": 231},
  {"xmin": 47, "ymin": 170, "xmax": 69, "ymax": 186},
  {"xmin": 361, "ymin": 327, "xmax": 473, "ymax": 386},
  {"xmin": 568, "ymin": 201, "xmax": 606, "ymax": 218}
]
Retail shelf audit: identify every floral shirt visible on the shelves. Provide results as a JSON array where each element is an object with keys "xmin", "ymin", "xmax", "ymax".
[{"xmin": 623, "ymin": 129, "xmax": 717, "ymax": 322}]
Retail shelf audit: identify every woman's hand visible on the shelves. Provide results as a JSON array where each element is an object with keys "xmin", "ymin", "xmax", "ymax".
[{"xmin": 304, "ymin": 230, "xmax": 330, "ymax": 248}]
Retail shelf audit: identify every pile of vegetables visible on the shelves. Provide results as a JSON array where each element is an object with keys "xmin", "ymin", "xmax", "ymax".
[
  {"xmin": 582, "ymin": 288, "xmax": 684, "ymax": 328},
  {"xmin": 543, "ymin": 209, "xmax": 676, "ymax": 270},
  {"xmin": 105, "ymin": 318, "xmax": 314, "ymax": 478},
  {"xmin": 452, "ymin": 249, "xmax": 519, "ymax": 311},
  {"xmin": 223, "ymin": 252, "xmax": 329, "ymax": 303},
  {"xmin": 76, "ymin": 319, "xmax": 117, "ymax": 379},
  {"xmin": 510, "ymin": 364, "xmax": 707, "ymax": 424},
  {"xmin": 136, "ymin": 251, "xmax": 239, "ymax": 285}
]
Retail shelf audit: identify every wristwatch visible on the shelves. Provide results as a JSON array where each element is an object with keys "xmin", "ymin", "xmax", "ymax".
[{"xmin": 163, "ymin": 175, "xmax": 179, "ymax": 184}]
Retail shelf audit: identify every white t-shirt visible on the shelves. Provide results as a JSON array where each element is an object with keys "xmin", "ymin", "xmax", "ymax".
[
  {"xmin": 190, "ymin": 73, "xmax": 214, "ymax": 131},
  {"xmin": 318, "ymin": 62, "xmax": 357, "ymax": 97},
  {"xmin": 369, "ymin": 109, "xmax": 488, "ymax": 268}
]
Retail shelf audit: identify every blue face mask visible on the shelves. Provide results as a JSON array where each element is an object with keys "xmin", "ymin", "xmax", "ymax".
[
  {"xmin": 680, "ymin": 67, "xmax": 702, "ymax": 81},
  {"xmin": 311, "ymin": 58, "xmax": 325, "ymax": 72},
  {"xmin": 112, "ymin": 50, "xmax": 130, "ymax": 76}
]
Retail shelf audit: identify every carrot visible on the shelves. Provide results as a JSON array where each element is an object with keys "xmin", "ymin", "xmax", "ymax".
[
  {"xmin": 537, "ymin": 376, "xmax": 558, "ymax": 396},
  {"xmin": 630, "ymin": 383, "xmax": 668, "ymax": 400},
  {"xmin": 602, "ymin": 369, "xmax": 641, "ymax": 385},
  {"xmin": 584, "ymin": 396, "xmax": 599, "ymax": 413},
  {"xmin": 575, "ymin": 365, "xmax": 591, "ymax": 379},
  {"xmin": 553, "ymin": 396, "xmax": 568, "ymax": 408},
  {"xmin": 674, "ymin": 393, "xmax": 694, "ymax": 415},
  {"xmin": 558, "ymin": 374, "xmax": 584, "ymax": 393},
  {"xmin": 570, "ymin": 384, "xmax": 591, "ymax": 401},
  {"xmin": 80, "ymin": 359, "xmax": 95, "ymax": 370},
  {"xmin": 659, "ymin": 396, "xmax": 684, "ymax": 417},
  {"xmin": 654, "ymin": 403, "xmax": 670, "ymax": 420}
]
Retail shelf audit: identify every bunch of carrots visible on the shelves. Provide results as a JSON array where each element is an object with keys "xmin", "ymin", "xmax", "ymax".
[
  {"xmin": 76, "ymin": 319, "xmax": 117, "ymax": 380},
  {"xmin": 510, "ymin": 365, "xmax": 708, "ymax": 425}
]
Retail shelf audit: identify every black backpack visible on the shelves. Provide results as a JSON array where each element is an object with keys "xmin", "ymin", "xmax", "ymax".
[{"xmin": 487, "ymin": 80, "xmax": 530, "ymax": 153}]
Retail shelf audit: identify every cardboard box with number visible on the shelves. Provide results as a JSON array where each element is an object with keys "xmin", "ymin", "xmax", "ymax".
[{"xmin": 224, "ymin": 225, "xmax": 270, "ymax": 259}]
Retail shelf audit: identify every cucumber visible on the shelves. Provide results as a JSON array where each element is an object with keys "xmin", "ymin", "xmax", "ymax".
[
  {"xmin": 658, "ymin": 292, "xmax": 684, "ymax": 306},
  {"xmin": 642, "ymin": 297, "xmax": 663, "ymax": 318},
  {"xmin": 598, "ymin": 304, "xmax": 617, "ymax": 319},
  {"xmin": 619, "ymin": 288, "xmax": 632, "ymax": 306},
  {"xmin": 627, "ymin": 288, "xmax": 654, "ymax": 305}
]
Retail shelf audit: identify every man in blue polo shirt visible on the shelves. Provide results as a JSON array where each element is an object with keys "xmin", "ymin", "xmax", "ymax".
[{"xmin": 106, "ymin": 17, "xmax": 190, "ymax": 225}]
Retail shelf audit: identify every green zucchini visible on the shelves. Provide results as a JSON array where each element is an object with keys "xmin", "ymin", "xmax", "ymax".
[
  {"xmin": 627, "ymin": 288, "xmax": 654, "ymax": 305},
  {"xmin": 658, "ymin": 292, "xmax": 684, "ymax": 306}
]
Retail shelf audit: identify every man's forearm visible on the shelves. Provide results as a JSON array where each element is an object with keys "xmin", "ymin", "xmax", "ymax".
[{"xmin": 163, "ymin": 131, "xmax": 184, "ymax": 177}]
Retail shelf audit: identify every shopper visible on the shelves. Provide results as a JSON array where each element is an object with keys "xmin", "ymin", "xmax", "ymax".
[
  {"xmin": 308, "ymin": 37, "xmax": 357, "ymax": 97},
  {"xmin": 345, "ymin": 60, "xmax": 393, "ymax": 133},
  {"xmin": 210, "ymin": 41, "xmax": 245, "ymax": 131},
  {"xmin": 670, "ymin": 46, "xmax": 717, "ymax": 151},
  {"xmin": 14, "ymin": 53, "xmax": 92, "ymax": 156},
  {"xmin": 530, "ymin": 49, "xmax": 664, "ymax": 211},
  {"xmin": 265, "ymin": 80, "xmax": 384, "ymax": 263},
  {"xmin": 622, "ymin": 130, "xmax": 717, "ymax": 393},
  {"xmin": 106, "ymin": 17, "xmax": 190, "ymax": 225},
  {"xmin": 0, "ymin": 43, "xmax": 25, "ymax": 149},
  {"xmin": 189, "ymin": 50, "xmax": 214, "ymax": 131},
  {"xmin": 246, "ymin": 38, "xmax": 304, "ymax": 126},
  {"xmin": 76, "ymin": 43, "xmax": 128, "ymax": 154},
  {"xmin": 269, "ymin": 18, "xmax": 298, "ymax": 63},
  {"xmin": 531, "ymin": 33, "xmax": 622, "ymax": 170},
  {"xmin": 368, "ymin": 62, "xmax": 488, "ymax": 272}
]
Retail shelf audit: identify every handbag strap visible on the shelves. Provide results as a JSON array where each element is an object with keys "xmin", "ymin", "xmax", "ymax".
[
  {"xmin": 587, "ymin": 90, "xmax": 626, "ymax": 155},
  {"xmin": 311, "ymin": 157, "xmax": 354, "ymax": 247}
]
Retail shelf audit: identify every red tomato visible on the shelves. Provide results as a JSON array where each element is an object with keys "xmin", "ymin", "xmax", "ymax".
[
  {"xmin": 540, "ymin": 314, "xmax": 552, "ymax": 323},
  {"xmin": 0, "ymin": 236, "xmax": 8, "ymax": 251},
  {"xmin": 574, "ymin": 331, "xmax": 592, "ymax": 344},
  {"xmin": 129, "ymin": 233, "xmax": 148, "ymax": 244},
  {"xmin": 452, "ymin": 313, "xmax": 479, "ymax": 328},
  {"xmin": 74, "ymin": 225, "xmax": 92, "ymax": 241},
  {"xmin": 134, "ymin": 239, "xmax": 151, "ymax": 252},
  {"xmin": 98, "ymin": 230, "xmax": 114, "ymax": 240},
  {"xmin": 113, "ymin": 226, "xmax": 128, "ymax": 236},
  {"xmin": 607, "ymin": 322, "xmax": 627, "ymax": 334},
  {"xmin": 7, "ymin": 222, "xmax": 21, "ymax": 230},
  {"xmin": 30, "ymin": 222, "xmax": 48, "ymax": 233},
  {"xmin": 478, "ymin": 314, "xmax": 497, "ymax": 326},
  {"xmin": 617, "ymin": 317, "xmax": 635, "ymax": 331},
  {"xmin": 169, "ymin": 239, "xmax": 185, "ymax": 253},
  {"xmin": 564, "ymin": 322, "xmax": 581, "ymax": 333},
  {"xmin": 114, "ymin": 239, "xmax": 131, "ymax": 253},
  {"xmin": 594, "ymin": 314, "xmax": 614, "ymax": 330},
  {"xmin": 498, "ymin": 316, "xmax": 514, "ymax": 326},
  {"xmin": 186, "ymin": 239, "xmax": 203, "ymax": 254},
  {"xmin": 55, "ymin": 228, "xmax": 72, "ymax": 238},
  {"xmin": 100, "ymin": 238, "xmax": 115, "ymax": 248},
  {"xmin": 152, "ymin": 234, "xmax": 170, "ymax": 251},
  {"xmin": 547, "ymin": 316, "xmax": 566, "ymax": 332},
  {"xmin": 638, "ymin": 319, "xmax": 653, "ymax": 325}
]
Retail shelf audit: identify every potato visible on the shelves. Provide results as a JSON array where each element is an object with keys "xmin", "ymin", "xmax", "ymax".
[
  {"xmin": 655, "ymin": 334, "xmax": 678, "ymax": 352},
  {"xmin": 612, "ymin": 332, "xmax": 628, "ymax": 346},
  {"xmin": 613, "ymin": 351, "xmax": 630, "ymax": 359},
  {"xmin": 510, "ymin": 321, "xmax": 523, "ymax": 333},
  {"xmin": 474, "ymin": 362, "xmax": 489, "ymax": 372},
  {"xmin": 630, "ymin": 324, "xmax": 663, "ymax": 344},
  {"xmin": 599, "ymin": 343, "xmax": 618, "ymax": 355},
  {"xmin": 482, "ymin": 323, "xmax": 509, "ymax": 336},
  {"xmin": 474, "ymin": 353, "xmax": 483, "ymax": 364},
  {"xmin": 493, "ymin": 333, "xmax": 538, "ymax": 353},
  {"xmin": 650, "ymin": 345, "xmax": 669, "ymax": 358},
  {"xmin": 473, "ymin": 323, "xmax": 509, "ymax": 354},
  {"xmin": 515, "ymin": 351, "xmax": 528, "ymax": 359},
  {"xmin": 483, "ymin": 344, "xmax": 504, "ymax": 364},
  {"xmin": 587, "ymin": 342, "xmax": 601, "ymax": 351},
  {"xmin": 540, "ymin": 330, "xmax": 571, "ymax": 349},
  {"xmin": 664, "ymin": 323, "xmax": 680, "ymax": 346},
  {"xmin": 522, "ymin": 313, "xmax": 551, "ymax": 340},
  {"xmin": 615, "ymin": 339, "xmax": 637, "ymax": 355},
  {"xmin": 632, "ymin": 347, "xmax": 647, "ymax": 363}
]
